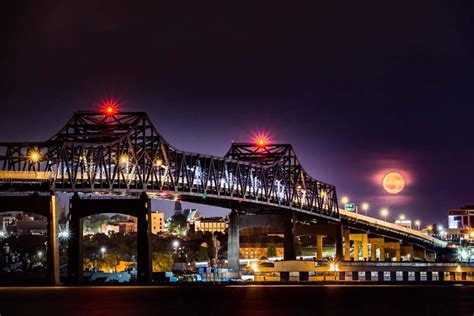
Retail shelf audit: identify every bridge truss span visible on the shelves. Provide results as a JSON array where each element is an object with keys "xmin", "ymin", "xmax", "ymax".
[{"xmin": 0, "ymin": 111, "xmax": 339, "ymax": 219}]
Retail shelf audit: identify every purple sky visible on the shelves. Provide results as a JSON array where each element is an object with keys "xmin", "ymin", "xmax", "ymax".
[{"xmin": 4, "ymin": 1, "xmax": 474, "ymax": 226}]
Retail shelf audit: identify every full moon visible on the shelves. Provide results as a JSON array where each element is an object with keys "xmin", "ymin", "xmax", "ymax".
[{"xmin": 382, "ymin": 171, "xmax": 405, "ymax": 194}]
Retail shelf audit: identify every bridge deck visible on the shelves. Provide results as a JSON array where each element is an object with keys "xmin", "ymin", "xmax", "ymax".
[{"xmin": 339, "ymin": 209, "xmax": 447, "ymax": 248}]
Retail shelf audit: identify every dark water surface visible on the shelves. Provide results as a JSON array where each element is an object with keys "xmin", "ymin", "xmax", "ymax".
[{"xmin": 1, "ymin": 284, "xmax": 473, "ymax": 316}]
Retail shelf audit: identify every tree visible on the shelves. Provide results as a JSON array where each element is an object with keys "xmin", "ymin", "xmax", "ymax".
[
  {"xmin": 267, "ymin": 243, "xmax": 277, "ymax": 257},
  {"xmin": 168, "ymin": 214, "xmax": 187, "ymax": 235},
  {"xmin": 152, "ymin": 252, "xmax": 174, "ymax": 272},
  {"xmin": 99, "ymin": 253, "xmax": 121, "ymax": 272},
  {"xmin": 83, "ymin": 258, "xmax": 94, "ymax": 270},
  {"xmin": 110, "ymin": 214, "xmax": 129, "ymax": 222},
  {"xmin": 196, "ymin": 246, "xmax": 209, "ymax": 262}
]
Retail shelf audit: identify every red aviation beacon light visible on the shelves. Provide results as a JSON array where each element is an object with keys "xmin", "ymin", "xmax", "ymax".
[
  {"xmin": 254, "ymin": 132, "xmax": 269, "ymax": 148},
  {"xmin": 102, "ymin": 100, "xmax": 118, "ymax": 115}
]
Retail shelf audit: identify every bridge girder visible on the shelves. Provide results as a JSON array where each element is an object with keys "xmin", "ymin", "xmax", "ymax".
[{"xmin": 0, "ymin": 111, "xmax": 339, "ymax": 219}]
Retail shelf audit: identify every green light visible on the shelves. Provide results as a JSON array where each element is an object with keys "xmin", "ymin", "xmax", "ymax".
[{"xmin": 201, "ymin": 193, "xmax": 207, "ymax": 199}]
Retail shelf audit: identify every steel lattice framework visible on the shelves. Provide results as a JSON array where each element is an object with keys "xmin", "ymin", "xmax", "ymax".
[{"xmin": 0, "ymin": 111, "xmax": 339, "ymax": 218}]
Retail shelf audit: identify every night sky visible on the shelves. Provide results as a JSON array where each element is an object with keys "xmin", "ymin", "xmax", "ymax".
[{"xmin": 3, "ymin": 2, "xmax": 474, "ymax": 225}]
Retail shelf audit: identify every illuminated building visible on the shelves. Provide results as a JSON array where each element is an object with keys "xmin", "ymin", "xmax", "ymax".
[
  {"xmin": 100, "ymin": 223, "xmax": 120, "ymax": 235},
  {"xmin": 194, "ymin": 217, "xmax": 227, "ymax": 233},
  {"xmin": 151, "ymin": 211, "xmax": 165, "ymax": 234},
  {"xmin": 182, "ymin": 209, "xmax": 201, "ymax": 224},
  {"xmin": 447, "ymin": 206, "xmax": 474, "ymax": 245},
  {"xmin": 15, "ymin": 217, "xmax": 47, "ymax": 235},
  {"xmin": 1, "ymin": 215, "xmax": 15, "ymax": 232},
  {"xmin": 240, "ymin": 242, "xmax": 284, "ymax": 259},
  {"xmin": 448, "ymin": 206, "xmax": 474, "ymax": 229},
  {"xmin": 1, "ymin": 213, "xmax": 47, "ymax": 236},
  {"xmin": 119, "ymin": 219, "xmax": 137, "ymax": 234}
]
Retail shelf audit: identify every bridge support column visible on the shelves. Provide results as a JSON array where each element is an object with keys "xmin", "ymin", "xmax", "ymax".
[
  {"xmin": 414, "ymin": 249, "xmax": 426, "ymax": 261},
  {"xmin": 361, "ymin": 235, "xmax": 368, "ymax": 261},
  {"xmin": 284, "ymin": 213, "xmax": 296, "ymax": 260},
  {"xmin": 379, "ymin": 246, "xmax": 385, "ymax": 261},
  {"xmin": 46, "ymin": 193, "xmax": 59, "ymax": 285},
  {"xmin": 343, "ymin": 229, "xmax": 350, "ymax": 261},
  {"xmin": 353, "ymin": 241, "xmax": 360, "ymax": 261},
  {"xmin": 136, "ymin": 193, "xmax": 152, "ymax": 285},
  {"xmin": 227, "ymin": 208, "xmax": 240, "ymax": 272},
  {"xmin": 395, "ymin": 247, "xmax": 401, "ymax": 261},
  {"xmin": 370, "ymin": 246, "xmax": 376, "ymax": 261},
  {"xmin": 401, "ymin": 245, "xmax": 414, "ymax": 261},
  {"xmin": 384, "ymin": 242, "xmax": 401, "ymax": 261},
  {"xmin": 316, "ymin": 235, "xmax": 326, "ymax": 260},
  {"xmin": 68, "ymin": 193, "xmax": 83, "ymax": 284},
  {"xmin": 350, "ymin": 234, "xmax": 369, "ymax": 261},
  {"xmin": 335, "ymin": 224, "xmax": 343, "ymax": 261},
  {"xmin": 369, "ymin": 238, "xmax": 384, "ymax": 261}
]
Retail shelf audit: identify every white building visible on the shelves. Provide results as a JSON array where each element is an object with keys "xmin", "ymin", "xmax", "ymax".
[{"xmin": 194, "ymin": 217, "xmax": 227, "ymax": 233}]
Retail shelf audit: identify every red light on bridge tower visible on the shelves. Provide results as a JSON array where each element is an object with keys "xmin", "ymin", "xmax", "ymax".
[
  {"xmin": 101, "ymin": 100, "xmax": 119, "ymax": 115},
  {"xmin": 254, "ymin": 132, "xmax": 270, "ymax": 148}
]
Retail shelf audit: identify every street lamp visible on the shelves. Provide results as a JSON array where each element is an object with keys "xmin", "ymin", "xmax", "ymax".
[
  {"xmin": 119, "ymin": 154, "xmax": 129, "ymax": 166},
  {"xmin": 427, "ymin": 225, "xmax": 433, "ymax": 233},
  {"xmin": 380, "ymin": 208, "xmax": 389, "ymax": 221},
  {"xmin": 414, "ymin": 220, "xmax": 421, "ymax": 230},
  {"xmin": 172, "ymin": 240, "xmax": 180, "ymax": 252},
  {"xmin": 37, "ymin": 251, "xmax": 43, "ymax": 259},
  {"xmin": 28, "ymin": 149, "xmax": 41, "ymax": 163},
  {"xmin": 100, "ymin": 247, "xmax": 106, "ymax": 258},
  {"xmin": 59, "ymin": 229, "xmax": 70, "ymax": 240},
  {"xmin": 155, "ymin": 158, "xmax": 163, "ymax": 167},
  {"xmin": 399, "ymin": 214, "xmax": 405, "ymax": 221},
  {"xmin": 341, "ymin": 196, "xmax": 349, "ymax": 205},
  {"xmin": 361, "ymin": 202, "xmax": 369, "ymax": 215}
]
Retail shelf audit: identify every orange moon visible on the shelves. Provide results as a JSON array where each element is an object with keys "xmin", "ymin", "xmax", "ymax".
[{"xmin": 382, "ymin": 171, "xmax": 405, "ymax": 194}]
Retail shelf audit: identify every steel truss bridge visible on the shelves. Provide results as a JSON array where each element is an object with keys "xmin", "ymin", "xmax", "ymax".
[
  {"xmin": 0, "ymin": 111, "xmax": 339, "ymax": 219},
  {"xmin": 0, "ymin": 110, "xmax": 448, "ymax": 284}
]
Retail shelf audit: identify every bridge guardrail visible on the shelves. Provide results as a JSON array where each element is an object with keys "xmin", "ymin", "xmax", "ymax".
[
  {"xmin": 339, "ymin": 209, "xmax": 448, "ymax": 248},
  {"xmin": 0, "ymin": 171, "xmax": 53, "ymax": 181}
]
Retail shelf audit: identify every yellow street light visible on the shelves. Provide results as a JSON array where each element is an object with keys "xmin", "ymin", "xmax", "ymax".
[
  {"xmin": 28, "ymin": 149, "xmax": 41, "ymax": 163},
  {"xmin": 119, "ymin": 154, "xmax": 129, "ymax": 165},
  {"xmin": 399, "ymin": 214, "xmax": 406, "ymax": 221},
  {"xmin": 380, "ymin": 208, "xmax": 389, "ymax": 221},
  {"xmin": 414, "ymin": 220, "xmax": 421, "ymax": 230},
  {"xmin": 250, "ymin": 262, "xmax": 259, "ymax": 272},
  {"xmin": 361, "ymin": 202, "xmax": 369, "ymax": 211},
  {"xmin": 328, "ymin": 262, "xmax": 340, "ymax": 272},
  {"xmin": 341, "ymin": 196, "xmax": 349, "ymax": 205},
  {"xmin": 155, "ymin": 158, "xmax": 163, "ymax": 167}
]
